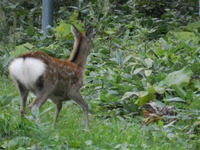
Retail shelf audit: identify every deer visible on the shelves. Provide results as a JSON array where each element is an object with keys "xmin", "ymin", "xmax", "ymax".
[{"xmin": 8, "ymin": 25, "xmax": 95, "ymax": 129}]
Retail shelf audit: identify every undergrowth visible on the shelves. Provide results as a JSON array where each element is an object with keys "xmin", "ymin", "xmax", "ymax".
[{"xmin": 0, "ymin": 0, "xmax": 200, "ymax": 149}]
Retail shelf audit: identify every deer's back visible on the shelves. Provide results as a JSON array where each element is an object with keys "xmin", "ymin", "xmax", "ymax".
[{"xmin": 9, "ymin": 51, "xmax": 84, "ymax": 99}]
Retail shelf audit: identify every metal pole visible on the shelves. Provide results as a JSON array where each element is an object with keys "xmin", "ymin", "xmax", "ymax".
[
  {"xmin": 42, "ymin": 0, "xmax": 54, "ymax": 33},
  {"xmin": 199, "ymin": 0, "xmax": 200, "ymax": 16}
]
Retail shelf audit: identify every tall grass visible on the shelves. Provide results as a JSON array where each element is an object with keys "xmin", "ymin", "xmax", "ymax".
[{"xmin": 1, "ymin": 77, "xmax": 200, "ymax": 149}]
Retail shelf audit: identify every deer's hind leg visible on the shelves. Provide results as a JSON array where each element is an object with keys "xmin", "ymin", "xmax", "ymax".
[
  {"xmin": 29, "ymin": 76, "xmax": 54, "ymax": 120},
  {"xmin": 68, "ymin": 90, "xmax": 89, "ymax": 130},
  {"xmin": 16, "ymin": 80, "xmax": 29, "ymax": 117},
  {"xmin": 29, "ymin": 75, "xmax": 52, "ymax": 108}
]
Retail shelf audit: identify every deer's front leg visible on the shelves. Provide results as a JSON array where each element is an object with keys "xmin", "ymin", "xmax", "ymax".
[{"xmin": 52, "ymin": 101, "xmax": 62, "ymax": 127}]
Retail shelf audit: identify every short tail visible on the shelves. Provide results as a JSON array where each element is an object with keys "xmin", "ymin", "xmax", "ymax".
[{"xmin": 9, "ymin": 57, "xmax": 46, "ymax": 89}]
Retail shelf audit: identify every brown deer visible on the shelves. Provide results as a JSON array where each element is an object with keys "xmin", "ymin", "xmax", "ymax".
[{"xmin": 9, "ymin": 25, "xmax": 95, "ymax": 129}]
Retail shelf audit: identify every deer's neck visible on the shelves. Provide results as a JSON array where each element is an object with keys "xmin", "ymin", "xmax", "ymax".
[{"xmin": 68, "ymin": 35, "xmax": 89, "ymax": 68}]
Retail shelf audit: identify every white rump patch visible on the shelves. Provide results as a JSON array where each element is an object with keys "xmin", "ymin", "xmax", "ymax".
[{"xmin": 9, "ymin": 57, "xmax": 46, "ymax": 89}]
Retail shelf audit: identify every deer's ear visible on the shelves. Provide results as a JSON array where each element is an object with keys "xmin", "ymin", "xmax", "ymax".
[
  {"xmin": 71, "ymin": 25, "xmax": 80, "ymax": 39},
  {"xmin": 86, "ymin": 26, "xmax": 95, "ymax": 40}
]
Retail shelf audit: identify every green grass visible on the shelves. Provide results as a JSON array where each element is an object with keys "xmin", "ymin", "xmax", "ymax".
[
  {"xmin": 1, "ymin": 1, "xmax": 200, "ymax": 149},
  {"xmin": 0, "ymin": 77, "xmax": 200, "ymax": 150}
]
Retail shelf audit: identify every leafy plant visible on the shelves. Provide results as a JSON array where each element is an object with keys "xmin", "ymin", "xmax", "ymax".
[{"xmin": 0, "ymin": 0, "xmax": 200, "ymax": 149}]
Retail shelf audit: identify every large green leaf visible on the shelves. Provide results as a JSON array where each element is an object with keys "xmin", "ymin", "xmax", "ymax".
[
  {"xmin": 159, "ymin": 66, "xmax": 193, "ymax": 87},
  {"xmin": 55, "ymin": 22, "xmax": 71, "ymax": 39},
  {"xmin": 185, "ymin": 21, "xmax": 200, "ymax": 31},
  {"xmin": 135, "ymin": 87, "xmax": 156, "ymax": 106},
  {"xmin": 177, "ymin": 32, "xmax": 199, "ymax": 45},
  {"xmin": 10, "ymin": 43, "xmax": 33, "ymax": 56},
  {"xmin": 191, "ymin": 79, "xmax": 200, "ymax": 91},
  {"xmin": 121, "ymin": 91, "xmax": 138, "ymax": 101},
  {"xmin": 172, "ymin": 84, "xmax": 187, "ymax": 99}
]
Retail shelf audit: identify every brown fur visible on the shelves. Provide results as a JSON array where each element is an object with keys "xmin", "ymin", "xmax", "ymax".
[{"xmin": 10, "ymin": 25, "xmax": 95, "ymax": 129}]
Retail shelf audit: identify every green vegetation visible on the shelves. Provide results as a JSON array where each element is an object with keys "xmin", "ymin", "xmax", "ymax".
[{"xmin": 0, "ymin": 0, "xmax": 200, "ymax": 149}]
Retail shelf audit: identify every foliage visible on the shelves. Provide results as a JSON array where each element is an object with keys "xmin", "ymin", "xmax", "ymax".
[
  {"xmin": 0, "ymin": 0, "xmax": 200, "ymax": 149},
  {"xmin": 0, "ymin": 77, "xmax": 200, "ymax": 149}
]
